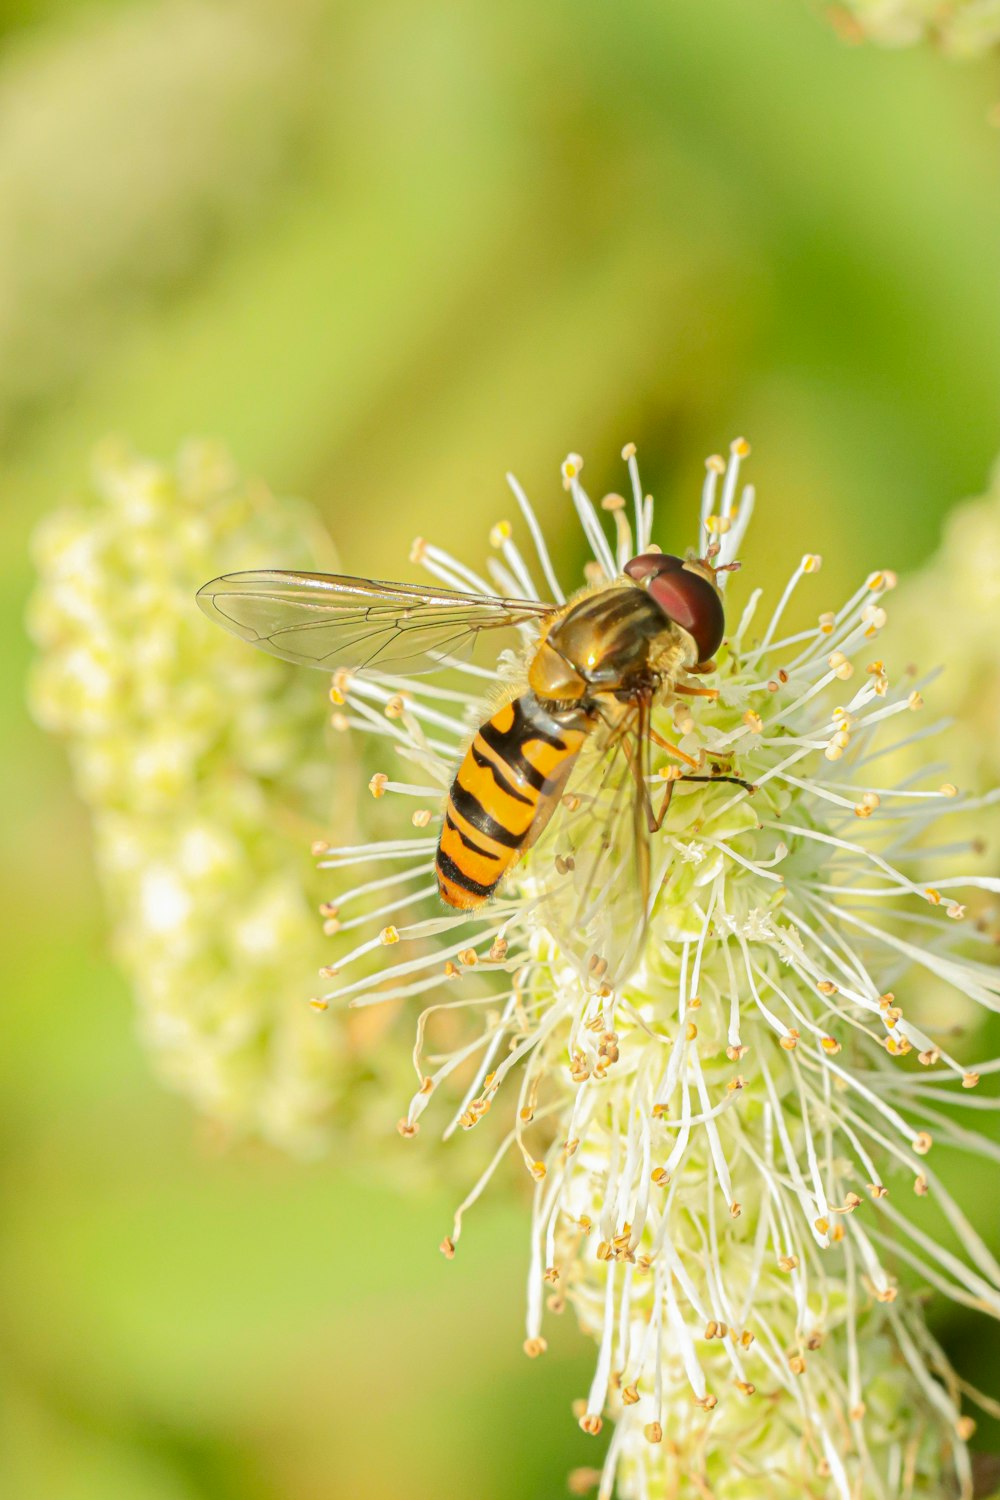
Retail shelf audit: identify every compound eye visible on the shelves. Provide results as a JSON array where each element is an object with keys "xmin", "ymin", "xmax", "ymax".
[
  {"xmin": 650, "ymin": 567, "xmax": 724, "ymax": 665},
  {"xmin": 623, "ymin": 552, "xmax": 685, "ymax": 585}
]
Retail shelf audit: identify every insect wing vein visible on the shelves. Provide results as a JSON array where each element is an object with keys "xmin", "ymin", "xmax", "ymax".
[
  {"xmin": 524, "ymin": 718, "xmax": 651, "ymax": 988},
  {"xmin": 196, "ymin": 570, "xmax": 553, "ymax": 675}
]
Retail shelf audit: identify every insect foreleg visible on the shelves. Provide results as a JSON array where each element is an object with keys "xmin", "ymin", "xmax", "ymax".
[
  {"xmin": 650, "ymin": 771, "xmax": 755, "ymax": 834},
  {"xmin": 622, "ymin": 695, "xmax": 661, "ymax": 836},
  {"xmin": 647, "ymin": 723, "xmax": 700, "ymax": 770}
]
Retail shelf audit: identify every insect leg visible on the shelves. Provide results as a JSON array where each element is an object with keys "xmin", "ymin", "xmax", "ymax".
[
  {"xmin": 647, "ymin": 724, "xmax": 700, "ymax": 770},
  {"xmin": 650, "ymin": 771, "xmax": 755, "ymax": 834},
  {"xmin": 677, "ymin": 772, "xmax": 756, "ymax": 793},
  {"xmin": 625, "ymin": 692, "xmax": 661, "ymax": 835},
  {"xmin": 651, "ymin": 771, "xmax": 678, "ymax": 833}
]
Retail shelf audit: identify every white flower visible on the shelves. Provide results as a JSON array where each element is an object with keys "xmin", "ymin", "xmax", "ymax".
[
  {"xmin": 28, "ymin": 440, "xmax": 366, "ymax": 1155},
  {"xmin": 827, "ymin": 0, "xmax": 1000, "ymax": 55},
  {"xmin": 314, "ymin": 440, "xmax": 1000, "ymax": 1498}
]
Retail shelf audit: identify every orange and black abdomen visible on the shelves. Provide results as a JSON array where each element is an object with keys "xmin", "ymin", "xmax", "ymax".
[{"xmin": 436, "ymin": 692, "xmax": 587, "ymax": 910}]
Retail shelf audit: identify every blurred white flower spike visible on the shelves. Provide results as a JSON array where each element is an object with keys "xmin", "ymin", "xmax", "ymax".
[
  {"xmin": 826, "ymin": 0, "xmax": 1000, "ymax": 56},
  {"xmin": 28, "ymin": 441, "xmax": 357, "ymax": 1155},
  {"xmin": 202, "ymin": 439, "xmax": 999, "ymax": 1498}
]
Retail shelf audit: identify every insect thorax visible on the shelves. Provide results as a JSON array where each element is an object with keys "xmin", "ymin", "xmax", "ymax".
[{"xmin": 528, "ymin": 584, "xmax": 690, "ymax": 703}]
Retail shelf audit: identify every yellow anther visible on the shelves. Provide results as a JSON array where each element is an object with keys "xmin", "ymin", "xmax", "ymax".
[{"xmin": 561, "ymin": 453, "xmax": 584, "ymax": 487}]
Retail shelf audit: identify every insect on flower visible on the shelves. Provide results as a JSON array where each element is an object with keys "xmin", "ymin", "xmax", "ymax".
[
  {"xmin": 196, "ymin": 453, "xmax": 754, "ymax": 987},
  {"xmin": 194, "ymin": 439, "xmax": 1000, "ymax": 1500}
]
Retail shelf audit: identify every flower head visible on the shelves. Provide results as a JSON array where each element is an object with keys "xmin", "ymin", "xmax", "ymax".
[
  {"xmin": 314, "ymin": 440, "xmax": 999, "ymax": 1497},
  {"xmin": 29, "ymin": 440, "xmax": 364, "ymax": 1154},
  {"xmin": 827, "ymin": 0, "xmax": 1000, "ymax": 55}
]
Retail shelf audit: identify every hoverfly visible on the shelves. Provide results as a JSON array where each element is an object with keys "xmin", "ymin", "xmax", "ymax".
[{"xmin": 197, "ymin": 550, "xmax": 750, "ymax": 987}]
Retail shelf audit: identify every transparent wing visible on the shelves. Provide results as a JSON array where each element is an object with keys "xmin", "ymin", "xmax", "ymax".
[
  {"xmin": 196, "ymin": 570, "xmax": 554, "ymax": 675},
  {"xmin": 522, "ymin": 713, "xmax": 652, "ymax": 991}
]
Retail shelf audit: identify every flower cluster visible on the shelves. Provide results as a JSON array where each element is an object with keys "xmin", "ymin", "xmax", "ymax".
[
  {"xmin": 826, "ymin": 0, "xmax": 1000, "ymax": 55},
  {"xmin": 888, "ymin": 458, "xmax": 1000, "ymax": 822},
  {"xmin": 314, "ymin": 442, "xmax": 1000, "ymax": 1497},
  {"xmin": 28, "ymin": 440, "xmax": 359, "ymax": 1154}
]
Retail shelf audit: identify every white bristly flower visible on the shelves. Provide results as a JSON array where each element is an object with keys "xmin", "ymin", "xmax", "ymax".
[
  {"xmin": 313, "ymin": 439, "xmax": 1000, "ymax": 1498},
  {"xmin": 826, "ymin": 0, "xmax": 1000, "ymax": 55},
  {"xmin": 28, "ymin": 440, "xmax": 362, "ymax": 1155}
]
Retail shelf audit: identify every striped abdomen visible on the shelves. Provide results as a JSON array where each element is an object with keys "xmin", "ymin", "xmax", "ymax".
[{"xmin": 436, "ymin": 692, "xmax": 588, "ymax": 910}]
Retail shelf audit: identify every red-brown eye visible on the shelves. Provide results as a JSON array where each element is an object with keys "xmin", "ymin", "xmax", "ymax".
[
  {"xmin": 623, "ymin": 552, "xmax": 685, "ymax": 585},
  {"xmin": 624, "ymin": 552, "xmax": 725, "ymax": 665}
]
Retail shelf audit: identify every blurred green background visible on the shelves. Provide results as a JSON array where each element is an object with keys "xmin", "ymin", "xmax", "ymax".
[{"xmin": 4, "ymin": 1, "xmax": 1000, "ymax": 1495}]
